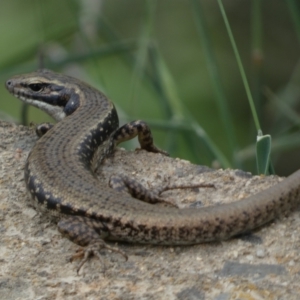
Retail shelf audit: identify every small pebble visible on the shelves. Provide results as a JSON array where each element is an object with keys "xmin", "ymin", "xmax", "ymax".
[{"xmin": 256, "ymin": 249, "xmax": 265, "ymax": 258}]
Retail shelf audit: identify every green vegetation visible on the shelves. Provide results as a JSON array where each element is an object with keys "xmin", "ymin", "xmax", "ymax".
[{"xmin": 1, "ymin": 0, "xmax": 300, "ymax": 175}]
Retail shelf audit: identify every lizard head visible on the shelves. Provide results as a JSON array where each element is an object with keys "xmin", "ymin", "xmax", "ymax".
[{"xmin": 5, "ymin": 69, "xmax": 81, "ymax": 121}]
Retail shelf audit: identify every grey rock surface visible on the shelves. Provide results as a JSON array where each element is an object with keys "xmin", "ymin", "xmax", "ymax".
[{"xmin": 0, "ymin": 120, "xmax": 299, "ymax": 300}]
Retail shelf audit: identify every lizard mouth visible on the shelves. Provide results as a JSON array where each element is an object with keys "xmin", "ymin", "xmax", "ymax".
[{"xmin": 5, "ymin": 81, "xmax": 35, "ymax": 104}]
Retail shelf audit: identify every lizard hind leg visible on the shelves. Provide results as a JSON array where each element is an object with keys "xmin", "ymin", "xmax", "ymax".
[
  {"xmin": 57, "ymin": 216, "xmax": 127, "ymax": 274},
  {"xmin": 109, "ymin": 174, "xmax": 215, "ymax": 208},
  {"xmin": 109, "ymin": 174, "xmax": 178, "ymax": 207}
]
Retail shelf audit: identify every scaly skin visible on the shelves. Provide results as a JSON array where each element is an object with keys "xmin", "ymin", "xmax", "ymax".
[{"xmin": 5, "ymin": 69, "xmax": 300, "ymax": 270}]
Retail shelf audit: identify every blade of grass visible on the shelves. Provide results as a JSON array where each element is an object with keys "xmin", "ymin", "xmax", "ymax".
[
  {"xmin": 96, "ymin": 17, "xmax": 177, "ymax": 119},
  {"xmin": 130, "ymin": 0, "xmax": 157, "ymax": 114},
  {"xmin": 256, "ymin": 132, "xmax": 271, "ymax": 174},
  {"xmin": 287, "ymin": 0, "xmax": 300, "ymax": 44},
  {"xmin": 217, "ymin": 0, "xmax": 274, "ymax": 174},
  {"xmin": 264, "ymin": 87, "xmax": 300, "ymax": 127},
  {"xmin": 151, "ymin": 46, "xmax": 231, "ymax": 168},
  {"xmin": 217, "ymin": 0, "xmax": 261, "ymax": 132},
  {"xmin": 147, "ymin": 45, "xmax": 181, "ymax": 154},
  {"xmin": 238, "ymin": 131, "xmax": 300, "ymax": 163},
  {"xmin": 190, "ymin": 0, "xmax": 239, "ymax": 166},
  {"xmin": 251, "ymin": 0, "xmax": 264, "ymax": 119}
]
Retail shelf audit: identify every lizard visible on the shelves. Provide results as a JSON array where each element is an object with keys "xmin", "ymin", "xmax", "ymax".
[{"xmin": 5, "ymin": 69, "xmax": 300, "ymax": 273}]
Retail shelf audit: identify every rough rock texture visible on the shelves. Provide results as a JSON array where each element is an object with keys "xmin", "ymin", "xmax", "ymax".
[{"xmin": 0, "ymin": 120, "xmax": 300, "ymax": 300}]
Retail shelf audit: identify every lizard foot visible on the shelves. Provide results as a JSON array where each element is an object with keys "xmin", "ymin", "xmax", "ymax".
[
  {"xmin": 58, "ymin": 217, "xmax": 128, "ymax": 274},
  {"xmin": 70, "ymin": 240, "xmax": 128, "ymax": 274}
]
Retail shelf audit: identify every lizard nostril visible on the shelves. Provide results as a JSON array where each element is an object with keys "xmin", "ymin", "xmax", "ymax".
[
  {"xmin": 5, "ymin": 80, "xmax": 12, "ymax": 90},
  {"xmin": 5, "ymin": 80, "xmax": 16, "ymax": 92}
]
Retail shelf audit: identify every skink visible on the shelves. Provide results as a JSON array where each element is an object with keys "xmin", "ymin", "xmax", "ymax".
[{"xmin": 5, "ymin": 69, "xmax": 300, "ymax": 272}]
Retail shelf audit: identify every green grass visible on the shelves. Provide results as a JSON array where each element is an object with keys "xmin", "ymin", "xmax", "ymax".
[{"xmin": 1, "ymin": 0, "xmax": 300, "ymax": 176}]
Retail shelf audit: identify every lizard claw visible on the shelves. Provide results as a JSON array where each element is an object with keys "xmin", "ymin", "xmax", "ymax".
[{"xmin": 70, "ymin": 240, "xmax": 128, "ymax": 274}]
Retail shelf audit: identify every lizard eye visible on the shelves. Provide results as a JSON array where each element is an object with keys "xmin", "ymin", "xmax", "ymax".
[{"xmin": 29, "ymin": 83, "xmax": 43, "ymax": 92}]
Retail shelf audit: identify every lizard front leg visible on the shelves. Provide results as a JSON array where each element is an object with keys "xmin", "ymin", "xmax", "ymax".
[
  {"xmin": 113, "ymin": 120, "xmax": 169, "ymax": 155},
  {"xmin": 35, "ymin": 122, "xmax": 54, "ymax": 137}
]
